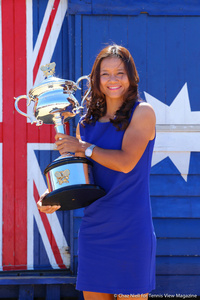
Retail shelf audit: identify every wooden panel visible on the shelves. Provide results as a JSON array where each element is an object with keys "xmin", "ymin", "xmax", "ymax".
[
  {"xmin": 79, "ymin": 14, "xmax": 200, "ymax": 296},
  {"xmin": 157, "ymin": 238, "xmax": 200, "ymax": 256},
  {"xmin": 69, "ymin": 0, "xmax": 200, "ymax": 16},
  {"xmin": 156, "ymin": 256, "xmax": 200, "ymax": 275},
  {"xmin": 2, "ymin": 0, "xmax": 15, "ymax": 270},
  {"xmin": 153, "ymin": 218, "xmax": 200, "ymax": 238},
  {"xmin": 74, "ymin": 14, "xmax": 83, "ymax": 127},
  {"xmin": 146, "ymin": 16, "xmax": 166, "ymax": 104},
  {"xmin": 165, "ymin": 17, "xmax": 185, "ymax": 106},
  {"xmin": 13, "ymin": 0, "xmax": 28, "ymax": 269},
  {"xmin": 2, "ymin": 0, "xmax": 27, "ymax": 271},
  {"xmin": 85, "ymin": 14, "xmax": 128, "ymax": 77},
  {"xmin": 73, "ymin": 208, "xmax": 84, "ymax": 218},
  {"xmin": 185, "ymin": 17, "xmax": 200, "ymax": 111},
  {"xmin": 74, "ymin": 237, "xmax": 78, "ymax": 258},
  {"xmin": 154, "ymin": 275, "xmax": 200, "ymax": 294},
  {"xmin": 73, "ymin": 217, "xmax": 83, "ymax": 238},
  {"xmin": 127, "ymin": 14, "xmax": 147, "ymax": 97},
  {"xmin": 150, "ymin": 175, "xmax": 200, "ymax": 196},
  {"xmin": 0, "ymin": 282, "xmax": 81, "ymax": 298},
  {"xmin": 19, "ymin": 285, "xmax": 34, "ymax": 300},
  {"xmin": 151, "ymin": 196, "xmax": 200, "ymax": 218},
  {"xmin": 45, "ymin": 285, "xmax": 60, "ymax": 300},
  {"xmin": 0, "ymin": 276, "xmax": 76, "ymax": 285},
  {"xmin": 0, "ymin": 285, "xmax": 19, "ymax": 298}
]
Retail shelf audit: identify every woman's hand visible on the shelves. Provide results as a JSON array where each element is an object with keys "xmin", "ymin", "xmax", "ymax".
[
  {"xmin": 37, "ymin": 189, "xmax": 61, "ymax": 214},
  {"xmin": 55, "ymin": 133, "xmax": 88, "ymax": 156}
]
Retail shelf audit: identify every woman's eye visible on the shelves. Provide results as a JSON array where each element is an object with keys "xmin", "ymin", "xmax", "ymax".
[{"xmin": 101, "ymin": 73, "xmax": 109, "ymax": 76}]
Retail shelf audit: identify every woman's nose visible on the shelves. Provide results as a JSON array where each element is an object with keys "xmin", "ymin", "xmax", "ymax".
[{"xmin": 108, "ymin": 74, "xmax": 118, "ymax": 81}]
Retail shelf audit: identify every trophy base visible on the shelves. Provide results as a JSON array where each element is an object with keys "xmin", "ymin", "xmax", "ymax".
[{"xmin": 42, "ymin": 184, "xmax": 106, "ymax": 211}]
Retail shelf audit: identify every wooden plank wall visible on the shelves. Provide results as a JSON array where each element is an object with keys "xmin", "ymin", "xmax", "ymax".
[
  {"xmin": 69, "ymin": 0, "xmax": 200, "ymax": 15},
  {"xmin": 69, "ymin": 11, "xmax": 200, "ymax": 295},
  {"xmin": 2, "ymin": 0, "xmax": 199, "ymax": 296}
]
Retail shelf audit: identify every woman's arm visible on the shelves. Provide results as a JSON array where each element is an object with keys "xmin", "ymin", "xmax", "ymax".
[
  {"xmin": 75, "ymin": 123, "xmax": 85, "ymax": 157},
  {"xmin": 55, "ymin": 102, "xmax": 156, "ymax": 173}
]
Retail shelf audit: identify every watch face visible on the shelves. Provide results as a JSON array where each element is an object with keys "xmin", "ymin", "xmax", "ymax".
[{"xmin": 86, "ymin": 148, "xmax": 92, "ymax": 157}]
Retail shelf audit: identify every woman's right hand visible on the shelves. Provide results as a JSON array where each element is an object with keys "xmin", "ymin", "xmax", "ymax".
[{"xmin": 37, "ymin": 189, "xmax": 61, "ymax": 214}]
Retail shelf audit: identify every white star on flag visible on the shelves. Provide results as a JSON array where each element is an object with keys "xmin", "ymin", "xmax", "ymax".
[{"xmin": 144, "ymin": 83, "xmax": 200, "ymax": 181}]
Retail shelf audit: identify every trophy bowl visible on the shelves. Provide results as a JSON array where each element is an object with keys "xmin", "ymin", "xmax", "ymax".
[{"xmin": 15, "ymin": 63, "xmax": 106, "ymax": 210}]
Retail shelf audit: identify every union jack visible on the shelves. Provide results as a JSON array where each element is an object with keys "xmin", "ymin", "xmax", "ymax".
[{"xmin": 0, "ymin": 0, "xmax": 70, "ymax": 271}]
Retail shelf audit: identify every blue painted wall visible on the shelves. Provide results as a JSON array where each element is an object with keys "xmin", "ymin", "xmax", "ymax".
[
  {"xmin": 69, "ymin": 0, "xmax": 200, "ymax": 15},
  {"xmin": 23, "ymin": 0, "xmax": 200, "ymax": 295}
]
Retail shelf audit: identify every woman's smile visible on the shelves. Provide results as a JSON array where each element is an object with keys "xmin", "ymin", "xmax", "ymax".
[{"xmin": 107, "ymin": 85, "xmax": 121, "ymax": 90}]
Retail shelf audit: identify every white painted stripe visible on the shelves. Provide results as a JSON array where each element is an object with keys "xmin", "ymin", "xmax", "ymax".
[
  {"xmin": 26, "ymin": 0, "xmax": 35, "ymax": 123},
  {"xmin": 34, "ymin": 0, "xmax": 68, "ymax": 85},
  {"xmin": 155, "ymin": 131, "xmax": 200, "ymax": 152},
  {"xmin": 27, "ymin": 143, "xmax": 58, "ymax": 269},
  {"xmin": 27, "ymin": 143, "xmax": 70, "ymax": 269}
]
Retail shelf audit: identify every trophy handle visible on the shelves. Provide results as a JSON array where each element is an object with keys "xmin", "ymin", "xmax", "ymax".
[
  {"xmin": 14, "ymin": 95, "xmax": 43, "ymax": 126},
  {"xmin": 75, "ymin": 75, "xmax": 91, "ymax": 108}
]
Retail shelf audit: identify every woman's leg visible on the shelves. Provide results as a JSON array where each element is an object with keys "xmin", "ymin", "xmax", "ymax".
[
  {"xmin": 116, "ymin": 293, "xmax": 148, "ymax": 300},
  {"xmin": 83, "ymin": 291, "xmax": 115, "ymax": 300}
]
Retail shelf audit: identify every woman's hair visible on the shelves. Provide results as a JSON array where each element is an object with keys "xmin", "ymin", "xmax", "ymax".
[{"xmin": 81, "ymin": 44, "xmax": 140, "ymax": 131}]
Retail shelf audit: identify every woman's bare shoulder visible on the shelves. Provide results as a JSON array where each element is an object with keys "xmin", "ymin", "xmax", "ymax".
[{"xmin": 132, "ymin": 101, "xmax": 156, "ymax": 123}]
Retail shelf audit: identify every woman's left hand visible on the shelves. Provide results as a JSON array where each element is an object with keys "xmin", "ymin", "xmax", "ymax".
[
  {"xmin": 37, "ymin": 189, "xmax": 61, "ymax": 214},
  {"xmin": 55, "ymin": 133, "xmax": 86, "ymax": 156}
]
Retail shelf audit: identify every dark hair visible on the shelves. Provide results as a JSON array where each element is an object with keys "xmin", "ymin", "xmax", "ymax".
[{"xmin": 81, "ymin": 44, "xmax": 140, "ymax": 131}]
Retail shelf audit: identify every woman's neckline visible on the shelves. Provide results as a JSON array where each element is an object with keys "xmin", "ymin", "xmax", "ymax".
[
  {"xmin": 98, "ymin": 114, "xmax": 116, "ymax": 123},
  {"xmin": 97, "ymin": 119, "xmax": 111, "ymax": 124}
]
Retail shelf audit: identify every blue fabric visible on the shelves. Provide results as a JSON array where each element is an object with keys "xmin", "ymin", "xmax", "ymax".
[{"xmin": 76, "ymin": 102, "xmax": 156, "ymax": 294}]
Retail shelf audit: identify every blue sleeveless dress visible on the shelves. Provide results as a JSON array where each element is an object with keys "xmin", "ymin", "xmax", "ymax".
[{"xmin": 76, "ymin": 102, "xmax": 156, "ymax": 295}]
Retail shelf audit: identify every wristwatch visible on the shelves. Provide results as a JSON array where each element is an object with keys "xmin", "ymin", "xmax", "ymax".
[{"xmin": 85, "ymin": 144, "xmax": 96, "ymax": 158}]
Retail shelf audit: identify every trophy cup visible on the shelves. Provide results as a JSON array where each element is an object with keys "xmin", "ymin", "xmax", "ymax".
[{"xmin": 15, "ymin": 62, "xmax": 105, "ymax": 210}]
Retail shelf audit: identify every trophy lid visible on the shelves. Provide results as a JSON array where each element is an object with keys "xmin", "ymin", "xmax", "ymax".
[{"xmin": 29, "ymin": 62, "xmax": 77, "ymax": 100}]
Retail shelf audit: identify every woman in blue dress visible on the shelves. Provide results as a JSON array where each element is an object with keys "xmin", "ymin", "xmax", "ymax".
[{"xmin": 38, "ymin": 45, "xmax": 156, "ymax": 300}]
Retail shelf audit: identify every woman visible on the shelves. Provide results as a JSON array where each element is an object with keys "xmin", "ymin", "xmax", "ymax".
[{"xmin": 38, "ymin": 45, "xmax": 156, "ymax": 300}]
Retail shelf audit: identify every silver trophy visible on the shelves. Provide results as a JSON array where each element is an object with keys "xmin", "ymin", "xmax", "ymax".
[{"xmin": 15, "ymin": 62, "xmax": 105, "ymax": 210}]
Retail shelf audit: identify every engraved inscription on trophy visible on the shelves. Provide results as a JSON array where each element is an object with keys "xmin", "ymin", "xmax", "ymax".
[{"xmin": 55, "ymin": 169, "xmax": 70, "ymax": 185}]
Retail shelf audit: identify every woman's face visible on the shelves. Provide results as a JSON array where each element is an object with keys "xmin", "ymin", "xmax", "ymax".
[{"xmin": 99, "ymin": 57, "xmax": 130, "ymax": 102}]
